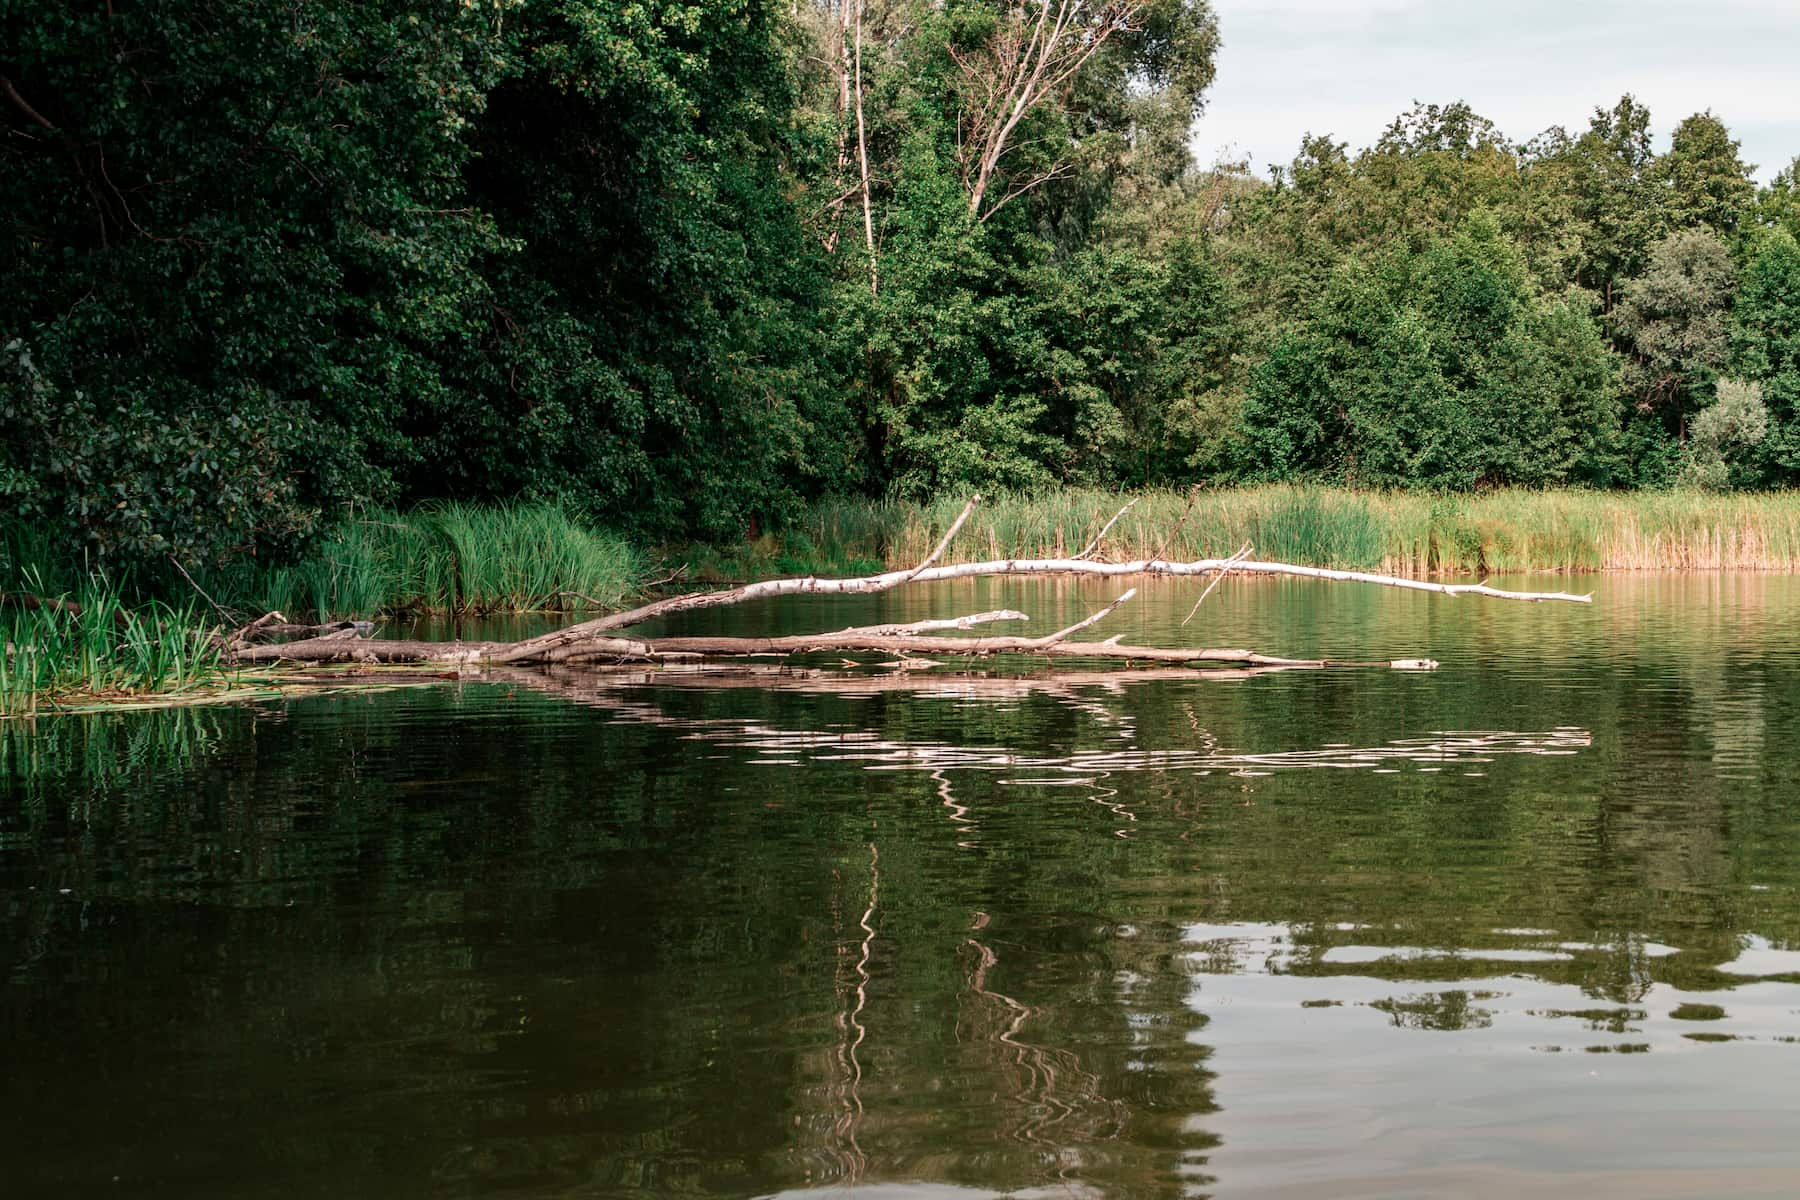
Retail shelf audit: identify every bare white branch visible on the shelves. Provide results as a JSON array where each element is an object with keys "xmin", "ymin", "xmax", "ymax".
[
  {"xmin": 1181, "ymin": 540, "xmax": 1254, "ymax": 626},
  {"xmin": 1075, "ymin": 497, "xmax": 1139, "ymax": 560}
]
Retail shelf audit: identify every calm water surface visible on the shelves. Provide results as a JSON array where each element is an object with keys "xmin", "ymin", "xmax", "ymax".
[{"xmin": 4, "ymin": 574, "xmax": 1800, "ymax": 1198}]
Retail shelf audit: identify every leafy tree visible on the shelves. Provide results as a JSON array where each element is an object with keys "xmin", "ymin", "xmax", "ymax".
[
  {"xmin": 2, "ymin": 0, "xmax": 853, "ymax": 563},
  {"xmin": 1732, "ymin": 229, "xmax": 1800, "ymax": 481},
  {"xmin": 2, "ymin": 0, "xmax": 504, "ymax": 566},
  {"xmin": 1752, "ymin": 157, "xmax": 1800, "ymax": 239},
  {"xmin": 1680, "ymin": 378, "xmax": 1768, "ymax": 490},
  {"xmin": 1525, "ymin": 95, "xmax": 1662, "ymax": 306},
  {"xmin": 7, "ymin": 0, "xmax": 1798, "ymax": 581},
  {"xmin": 1650, "ymin": 112, "xmax": 1757, "ymax": 237},
  {"xmin": 440, "ymin": 0, "xmax": 856, "ymax": 539},
  {"xmin": 1612, "ymin": 229, "xmax": 1737, "ymax": 425},
  {"xmin": 1236, "ymin": 215, "xmax": 1619, "ymax": 488}
]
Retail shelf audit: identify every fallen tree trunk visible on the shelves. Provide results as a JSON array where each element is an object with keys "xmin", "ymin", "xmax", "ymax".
[
  {"xmin": 225, "ymin": 614, "xmax": 374, "ymax": 648},
  {"xmin": 228, "ymin": 629, "xmax": 1434, "ymax": 671},
  {"xmin": 1, "ymin": 590, "xmax": 132, "ymax": 626},
  {"xmin": 224, "ymin": 495, "xmax": 1586, "ymax": 672}
]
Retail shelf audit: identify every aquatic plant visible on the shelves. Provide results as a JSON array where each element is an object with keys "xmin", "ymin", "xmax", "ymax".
[
  {"xmin": 1, "ymin": 574, "xmax": 221, "ymax": 715},
  {"xmin": 750, "ymin": 487, "xmax": 1800, "ymax": 576},
  {"xmin": 197, "ymin": 502, "xmax": 643, "ymax": 619}
]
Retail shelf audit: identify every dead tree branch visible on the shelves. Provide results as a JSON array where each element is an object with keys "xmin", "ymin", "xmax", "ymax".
[
  {"xmin": 222, "ymin": 494, "xmax": 1586, "ymax": 673},
  {"xmin": 852, "ymin": 0, "xmax": 877, "ymax": 293},
  {"xmin": 1029, "ymin": 587, "xmax": 1135, "ymax": 647},
  {"xmin": 1074, "ymin": 497, "xmax": 1138, "ymax": 560},
  {"xmin": 831, "ymin": 609, "xmax": 1030, "ymax": 636},
  {"xmin": 1181, "ymin": 540, "xmax": 1253, "ymax": 626}
]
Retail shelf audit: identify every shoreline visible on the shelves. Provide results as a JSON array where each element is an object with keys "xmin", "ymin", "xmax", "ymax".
[
  {"xmin": 709, "ymin": 487, "xmax": 1800, "ymax": 579},
  {"xmin": 14, "ymin": 486, "xmax": 1800, "ymax": 715}
]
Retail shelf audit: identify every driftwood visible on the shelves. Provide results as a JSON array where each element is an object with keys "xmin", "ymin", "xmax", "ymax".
[
  {"xmin": 1, "ymin": 589, "xmax": 132, "ymax": 626},
  {"xmin": 223, "ymin": 612, "xmax": 373, "ymax": 650},
  {"xmin": 2, "ymin": 590, "xmax": 89, "ymax": 618},
  {"xmin": 225, "ymin": 495, "xmax": 1589, "ymax": 672}
]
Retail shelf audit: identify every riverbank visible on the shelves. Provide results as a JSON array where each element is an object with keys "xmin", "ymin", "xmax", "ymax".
[
  {"xmin": 696, "ymin": 487, "xmax": 1800, "ymax": 579},
  {"xmin": 5, "ymin": 503, "xmax": 643, "ymax": 626},
  {"xmin": 3, "ymin": 503, "xmax": 644, "ymax": 715},
  {"xmin": 13, "ymin": 486, "xmax": 1800, "ymax": 714},
  {"xmin": 0, "ymin": 580, "xmax": 452, "ymax": 717}
]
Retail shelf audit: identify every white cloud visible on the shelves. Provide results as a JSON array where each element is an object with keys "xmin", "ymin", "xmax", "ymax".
[{"xmin": 1194, "ymin": 0, "xmax": 1800, "ymax": 180}]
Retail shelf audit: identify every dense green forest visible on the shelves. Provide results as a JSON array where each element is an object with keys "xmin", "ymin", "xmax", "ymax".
[{"xmin": 6, "ymin": 0, "xmax": 1800, "ymax": 573}]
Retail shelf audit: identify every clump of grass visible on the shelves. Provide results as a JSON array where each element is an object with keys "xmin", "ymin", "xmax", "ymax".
[
  {"xmin": 200, "ymin": 502, "xmax": 643, "ymax": 619},
  {"xmin": 409, "ymin": 501, "xmax": 642, "ymax": 614},
  {"xmin": 3, "ymin": 501, "xmax": 644, "ymax": 711},
  {"xmin": 873, "ymin": 488, "xmax": 1436, "ymax": 570},
  {"xmin": 2, "ymin": 573, "xmax": 221, "ymax": 716}
]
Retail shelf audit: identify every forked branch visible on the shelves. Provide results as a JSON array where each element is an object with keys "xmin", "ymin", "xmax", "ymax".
[
  {"xmin": 225, "ymin": 494, "xmax": 1587, "ymax": 672},
  {"xmin": 951, "ymin": 0, "xmax": 1144, "ymax": 219}
]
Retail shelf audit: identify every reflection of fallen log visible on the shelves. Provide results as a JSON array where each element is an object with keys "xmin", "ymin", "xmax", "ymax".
[
  {"xmin": 228, "ymin": 619, "xmax": 1438, "ymax": 671},
  {"xmin": 227, "ymin": 495, "xmax": 1589, "ymax": 672},
  {"xmin": 483, "ymin": 666, "xmax": 1595, "ymax": 778},
  {"xmin": 498, "ymin": 661, "xmax": 1315, "ymax": 699}
]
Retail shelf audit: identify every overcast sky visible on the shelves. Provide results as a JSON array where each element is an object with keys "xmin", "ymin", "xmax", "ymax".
[{"xmin": 1193, "ymin": 0, "xmax": 1799, "ymax": 182}]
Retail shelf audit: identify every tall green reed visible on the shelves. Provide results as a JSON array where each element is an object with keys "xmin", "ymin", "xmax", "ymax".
[
  {"xmin": 756, "ymin": 486, "xmax": 1800, "ymax": 576},
  {"xmin": 198, "ymin": 502, "xmax": 643, "ymax": 619},
  {"xmin": 2, "ymin": 573, "xmax": 220, "ymax": 715}
]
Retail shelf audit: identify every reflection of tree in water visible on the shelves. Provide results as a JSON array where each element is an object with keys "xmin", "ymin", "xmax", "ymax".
[
  {"xmin": 7, "ymin": 635, "xmax": 1800, "ymax": 1196},
  {"xmin": 792, "ymin": 769, "xmax": 1217, "ymax": 1198},
  {"xmin": 811, "ymin": 842, "xmax": 879, "ymax": 1187},
  {"xmin": 1371, "ymin": 990, "xmax": 1499, "ymax": 1031},
  {"xmin": 957, "ymin": 933, "xmax": 1128, "ymax": 1154}
]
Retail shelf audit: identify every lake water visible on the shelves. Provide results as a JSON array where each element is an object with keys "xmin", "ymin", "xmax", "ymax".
[{"xmin": 4, "ymin": 574, "xmax": 1800, "ymax": 1198}]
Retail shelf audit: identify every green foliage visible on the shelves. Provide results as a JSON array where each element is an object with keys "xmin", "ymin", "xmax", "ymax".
[
  {"xmin": 1753, "ymin": 158, "xmax": 1800, "ymax": 239},
  {"xmin": 1, "ymin": 576, "xmax": 220, "ymax": 715},
  {"xmin": 1530, "ymin": 95, "xmax": 1663, "ymax": 300},
  {"xmin": 1650, "ymin": 112, "xmax": 1758, "ymax": 236},
  {"xmin": 3, "ymin": 0, "xmax": 849, "ymax": 570},
  {"xmin": 1238, "ymin": 215, "xmax": 1620, "ymax": 489},
  {"xmin": 1679, "ymin": 378, "xmax": 1768, "ymax": 490},
  {"xmin": 1732, "ymin": 230, "xmax": 1800, "ymax": 482},
  {"xmin": 6, "ymin": 0, "xmax": 1800, "ymax": 571},
  {"xmin": 2, "ymin": 0, "xmax": 506, "ymax": 567},
  {"xmin": 432, "ymin": 0, "xmax": 856, "ymax": 539},
  {"xmin": 201, "ymin": 502, "xmax": 644, "ymax": 619},
  {"xmin": 0, "ymin": 497, "xmax": 640, "ymax": 707},
  {"xmin": 1612, "ymin": 229, "xmax": 1737, "ymax": 421}
]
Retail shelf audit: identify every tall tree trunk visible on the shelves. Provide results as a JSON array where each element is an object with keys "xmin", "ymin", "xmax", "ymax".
[
  {"xmin": 823, "ymin": 0, "xmax": 854, "ymax": 253},
  {"xmin": 853, "ymin": 0, "xmax": 877, "ymax": 293}
]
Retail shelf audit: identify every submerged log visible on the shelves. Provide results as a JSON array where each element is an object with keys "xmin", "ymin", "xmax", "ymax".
[
  {"xmin": 225, "ymin": 614, "xmax": 374, "ymax": 648},
  {"xmin": 224, "ymin": 495, "xmax": 1585, "ymax": 672}
]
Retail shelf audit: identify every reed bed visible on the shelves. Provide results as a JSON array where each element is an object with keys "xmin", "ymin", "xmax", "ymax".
[
  {"xmin": 777, "ymin": 487, "xmax": 1800, "ymax": 575},
  {"xmin": 204, "ymin": 502, "xmax": 644, "ymax": 619},
  {"xmin": 3, "ymin": 502, "xmax": 642, "ymax": 712}
]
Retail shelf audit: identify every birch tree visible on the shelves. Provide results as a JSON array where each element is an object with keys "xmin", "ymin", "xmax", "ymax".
[{"xmin": 949, "ymin": 1, "xmax": 1144, "ymax": 221}]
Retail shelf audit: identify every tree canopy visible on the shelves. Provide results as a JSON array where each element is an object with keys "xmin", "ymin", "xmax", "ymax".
[{"xmin": 4, "ymin": 1, "xmax": 1796, "ymax": 570}]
